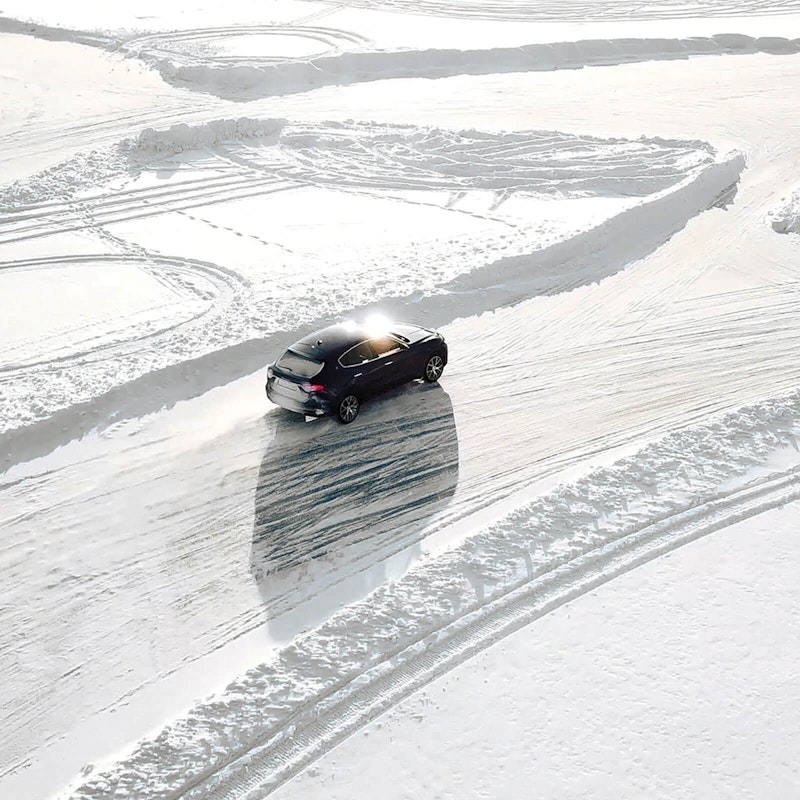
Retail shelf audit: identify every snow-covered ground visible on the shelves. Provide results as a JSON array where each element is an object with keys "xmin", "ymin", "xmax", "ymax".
[
  {"xmin": 270, "ymin": 498, "xmax": 800, "ymax": 800},
  {"xmin": 2, "ymin": 1, "xmax": 800, "ymax": 799}
]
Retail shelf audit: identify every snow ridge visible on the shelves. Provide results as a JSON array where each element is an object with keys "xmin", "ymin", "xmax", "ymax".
[
  {"xmin": 147, "ymin": 35, "xmax": 800, "ymax": 101},
  {"xmin": 63, "ymin": 389, "xmax": 800, "ymax": 800},
  {"xmin": 123, "ymin": 118, "xmax": 288, "ymax": 160},
  {"xmin": 6, "ymin": 13, "xmax": 798, "ymax": 102}
]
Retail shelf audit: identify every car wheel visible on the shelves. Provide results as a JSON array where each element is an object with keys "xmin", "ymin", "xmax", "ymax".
[
  {"xmin": 423, "ymin": 353, "xmax": 445, "ymax": 383},
  {"xmin": 337, "ymin": 394, "xmax": 360, "ymax": 424}
]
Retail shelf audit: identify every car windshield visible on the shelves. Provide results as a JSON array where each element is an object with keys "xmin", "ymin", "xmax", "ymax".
[{"xmin": 276, "ymin": 350, "xmax": 324, "ymax": 378}]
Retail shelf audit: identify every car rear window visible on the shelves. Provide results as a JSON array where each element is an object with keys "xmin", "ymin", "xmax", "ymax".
[{"xmin": 276, "ymin": 350, "xmax": 324, "ymax": 378}]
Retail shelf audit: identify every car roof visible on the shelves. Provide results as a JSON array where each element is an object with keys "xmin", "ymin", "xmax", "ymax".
[{"xmin": 291, "ymin": 321, "xmax": 419, "ymax": 360}]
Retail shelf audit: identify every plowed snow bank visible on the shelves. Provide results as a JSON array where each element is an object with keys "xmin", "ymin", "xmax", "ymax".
[
  {"xmin": 150, "ymin": 35, "xmax": 800, "ymax": 101},
  {"xmin": 771, "ymin": 184, "xmax": 800, "ymax": 234}
]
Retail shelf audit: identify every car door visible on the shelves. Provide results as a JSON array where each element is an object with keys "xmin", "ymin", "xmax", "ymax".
[
  {"xmin": 369, "ymin": 336, "xmax": 412, "ymax": 392},
  {"xmin": 339, "ymin": 340, "xmax": 384, "ymax": 398}
]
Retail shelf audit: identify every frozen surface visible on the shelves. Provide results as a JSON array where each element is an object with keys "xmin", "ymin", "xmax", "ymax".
[{"xmin": 2, "ymin": 2, "xmax": 800, "ymax": 800}]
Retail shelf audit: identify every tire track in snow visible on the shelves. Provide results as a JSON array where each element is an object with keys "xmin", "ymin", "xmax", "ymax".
[
  {"xmin": 0, "ymin": 172, "xmax": 294, "ymax": 247},
  {"xmin": 62, "ymin": 389, "xmax": 800, "ymax": 800},
  {"xmin": 221, "ymin": 121, "xmax": 714, "ymax": 197},
  {"xmin": 5, "ymin": 11, "xmax": 800, "ymax": 106},
  {"xmin": 326, "ymin": 0, "xmax": 800, "ymax": 21},
  {"xmin": 122, "ymin": 25, "xmax": 372, "ymax": 65},
  {"xmin": 0, "ymin": 116, "xmax": 723, "ymax": 440},
  {"xmin": 197, "ymin": 469, "xmax": 800, "ymax": 800},
  {"xmin": 0, "ymin": 252, "xmax": 251, "ymax": 439},
  {"xmin": 0, "ymin": 151, "xmax": 743, "ymax": 467},
  {"xmin": 0, "ymin": 254, "xmax": 248, "ymax": 373}
]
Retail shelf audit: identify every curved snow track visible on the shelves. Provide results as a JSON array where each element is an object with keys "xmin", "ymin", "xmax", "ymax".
[
  {"xmin": 0, "ymin": 252, "xmax": 250, "ymax": 438},
  {"xmin": 0, "ymin": 117, "xmax": 735, "ymax": 442},
  {"xmin": 223, "ymin": 121, "xmax": 716, "ymax": 197},
  {"xmin": 3, "ymin": 4, "xmax": 800, "ymax": 800},
  {"xmin": 188, "ymin": 467, "xmax": 800, "ymax": 800},
  {"xmin": 59, "ymin": 389, "xmax": 800, "ymax": 800},
  {"xmin": 0, "ymin": 172, "xmax": 291, "ymax": 247},
  {"xmin": 329, "ymin": 0, "xmax": 800, "ymax": 21},
  {"xmin": 0, "ymin": 254, "xmax": 247, "ymax": 371},
  {"xmin": 151, "ymin": 34, "xmax": 800, "ymax": 101},
  {"xmin": 123, "ymin": 25, "xmax": 373, "ymax": 65}
]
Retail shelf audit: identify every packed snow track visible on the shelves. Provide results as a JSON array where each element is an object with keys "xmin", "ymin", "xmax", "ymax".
[{"xmin": 2, "ymin": 2, "xmax": 800, "ymax": 800}]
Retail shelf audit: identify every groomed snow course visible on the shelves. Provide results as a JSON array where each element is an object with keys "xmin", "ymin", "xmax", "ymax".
[
  {"xmin": 61, "ymin": 386, "xmax": 800, "ymax": 800},
  {"xmin": 4, "ymin": 4, "xmax": 800, "ymax": 800},
  {"xmin": 0, "ymin": 117, "xmax": 742, "ymax": 461}
]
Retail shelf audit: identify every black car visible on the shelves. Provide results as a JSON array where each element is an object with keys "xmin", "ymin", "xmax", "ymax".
[{"xmin": 266, "ymin": 320, "xmax": 447, "ymax": 423}]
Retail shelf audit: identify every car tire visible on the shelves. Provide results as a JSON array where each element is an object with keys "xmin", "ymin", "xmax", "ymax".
[
  {"xmin": 337, "ymin": 394, "xmax": 360, "ymax": 424},
  {"xmin": 423, "ymin": 352, "xmax": 445, "ymax": 383}
]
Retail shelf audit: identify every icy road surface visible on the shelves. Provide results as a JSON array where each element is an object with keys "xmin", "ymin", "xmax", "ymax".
[{"xmin": 2, "ymin": 1, "xmax": 800, "ymax": 799}]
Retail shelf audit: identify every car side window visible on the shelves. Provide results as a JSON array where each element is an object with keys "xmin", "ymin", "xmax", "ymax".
[
  {"xmin": 339, "ymin": 341, "xmax": 376, "ymax": 367},
  {"xmin": 370, "ymin": 337, "xmax": 404, "ymax": 358}
]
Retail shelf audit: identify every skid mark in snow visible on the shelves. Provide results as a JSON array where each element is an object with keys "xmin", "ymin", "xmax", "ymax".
[
  {"xmin": 329, "ymin": 0, "xmax": 800, "ymax": 21},
  {"xmin": 253, "ymin": 385, "xmax": 458, "ymax": 575},
  {"xmin": 122, "ymin": 25, "xmax": 373, "ymax": 64},
  {"xmin": 0, "ymin": 254, "xmax": 250, "ymax": 438},
  {"xmin": 60, "ymin": 390, "xmax": 800, "ymax": 800},
  {"xmin": 0, "ymin": 254, "xmax": 246, "ymax": 370},
  {"xmin": 221, "ymin": 121, "xmax": 715, "ymax": 197},
  {"xmin": 0, "ymin": 171, "xmax": 295, "ymax": 247}
]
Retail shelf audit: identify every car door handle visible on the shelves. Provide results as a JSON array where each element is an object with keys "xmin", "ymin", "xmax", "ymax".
[{"xmin": 385, "ymin": 361, "xmax": 394, "ymax": 365}]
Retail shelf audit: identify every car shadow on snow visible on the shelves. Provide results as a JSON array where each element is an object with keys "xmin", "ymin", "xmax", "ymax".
[{"xmin": 252, "ymin": 382, "xmax": 459, "ymax": 590}]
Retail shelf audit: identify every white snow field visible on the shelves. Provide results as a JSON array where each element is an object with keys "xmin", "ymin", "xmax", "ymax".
[{"xmin": 1, "ymin": 1, "xmax": 800, "ymax": 799}]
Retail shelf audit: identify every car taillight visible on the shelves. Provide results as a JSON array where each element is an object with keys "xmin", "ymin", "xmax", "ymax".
[{"xmin": 301, "ymin": 383, "xmax": 325, "ymax": 393}]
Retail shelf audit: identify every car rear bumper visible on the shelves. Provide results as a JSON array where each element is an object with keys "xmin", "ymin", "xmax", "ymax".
[{"xmin": 266, "ymin": 378, "xmax": 331, "ymax": 416}]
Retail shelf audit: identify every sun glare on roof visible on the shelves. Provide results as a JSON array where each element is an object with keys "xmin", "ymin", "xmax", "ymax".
[{"xmin": 364, "ymin": 313, "xmax": 391, "ymax": 336}]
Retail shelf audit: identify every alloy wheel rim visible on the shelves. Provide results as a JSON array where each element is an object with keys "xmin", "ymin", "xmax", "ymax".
[
  {"xmin": 341, "ymin": 396, "xmax": 358, "ymax": 421},
  {"xmin": 426, "ymin": 356, "xmax": 444, "ymax": 381}
]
